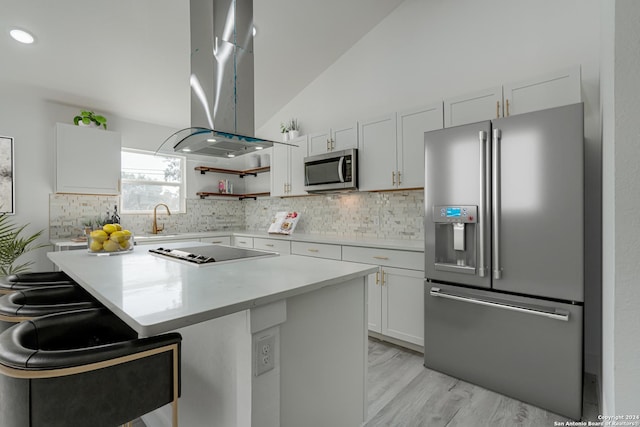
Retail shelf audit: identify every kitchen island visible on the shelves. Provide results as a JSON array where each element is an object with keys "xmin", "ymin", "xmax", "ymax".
[{"xmin": 48, "ymin": 242, "xmax": 377, "ymax": 427}]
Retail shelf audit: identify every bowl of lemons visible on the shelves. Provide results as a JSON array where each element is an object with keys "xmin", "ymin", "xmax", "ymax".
[{"xmin": 88, "ymin": 223, "xmax": 134, "ymax": 254}]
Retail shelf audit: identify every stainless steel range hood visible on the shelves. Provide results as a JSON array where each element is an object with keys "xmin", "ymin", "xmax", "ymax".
[{"xmin": 160, "ymin": 0, "xmax": 286, "ymax": 158}]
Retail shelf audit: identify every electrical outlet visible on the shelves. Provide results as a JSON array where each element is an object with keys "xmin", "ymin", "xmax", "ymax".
[{"xmin": 254, "ymin": 333, "xmax": 275, "ymax": 376}]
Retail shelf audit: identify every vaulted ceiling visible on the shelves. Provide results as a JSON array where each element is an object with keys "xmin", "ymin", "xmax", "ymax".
[{"xmin": 2, "ymin": 0, "xmax": 403, "ymax": 130}]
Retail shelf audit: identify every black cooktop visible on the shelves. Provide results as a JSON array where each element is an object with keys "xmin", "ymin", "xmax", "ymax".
[{"xmin": 148, "ymin": 245, "xmax": 276, "ymax": 265}]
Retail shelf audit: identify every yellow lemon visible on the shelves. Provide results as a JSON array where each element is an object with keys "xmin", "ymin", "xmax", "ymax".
[
  {"xmin": 102, "ymin": 240, "xmax": 119, "ymax": 252},
  {"xmin": 103, "ymin": 224, "xmax": 117, "ymax": 235},
  {"xmin": 90, "ymin": 230, "xmax": 108, "ymax": 243},
  {"xmin": 110, "ymin": 231, "xmax": 126, "ymax": 243},
  {"xmin": 114, "ymin": 224, "xmax": 122, "ymax": 231},
  {"xmin": 122, "ymin": 230, "xmax": 132, "ymax": 240},
  {"xmin": 119, "ymin": 240, "xmax": 131, "ymax": 250},
  {"xmin": 89, "ymin": 240, "xmax": 103, "ymax": 252}
]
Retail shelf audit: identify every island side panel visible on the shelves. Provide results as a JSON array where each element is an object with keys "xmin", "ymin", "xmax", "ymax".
[{"xmin": 279, "ymin": 276, "xmax": 367, "ymax": 427}]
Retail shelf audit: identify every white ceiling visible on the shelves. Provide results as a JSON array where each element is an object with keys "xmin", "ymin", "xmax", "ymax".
[{"xmin": 2, "ymin": 0, "xmax": 403, "ymax": 130}]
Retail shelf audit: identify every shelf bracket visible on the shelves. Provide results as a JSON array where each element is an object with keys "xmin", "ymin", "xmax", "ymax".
[
  {"xmin": 239, "ymin": 172, "xmax": 258, "ymax": 178},
  {"xmin": 239, "ymin": 195, "xmax": 258, "ymax": 201}
]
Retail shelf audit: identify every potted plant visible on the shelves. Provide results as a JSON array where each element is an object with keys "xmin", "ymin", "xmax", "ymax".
[
  {"xmin": 73, "ymin": 110, "xmax": 108, "ymax": 129},
  {"xmin": 0, "ymin": 212, "xmax": 46, "ymax": 276},
  {"xmin": 288, "ymin": 118, "xmax": 300, "ymax": 139},
  {"xmin": 280, "ymin": 122, "xmax": 290, "ymax": 142}
]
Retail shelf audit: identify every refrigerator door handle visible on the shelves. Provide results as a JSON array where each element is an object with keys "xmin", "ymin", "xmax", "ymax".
[
  {"xmin": 429, "ymin": 287, "xmax": 570, "ymax": 321},
  {"xmin": 478, "ymin": 131, "xmax": 488, "ymax": 277},
  {"xmin": 492, "ymin": 129, "xmax": 503, "ymax": 279}
]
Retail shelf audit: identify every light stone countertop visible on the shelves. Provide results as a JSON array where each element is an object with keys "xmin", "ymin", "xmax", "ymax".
[
  {"xmin": 47, "ymin": 241, "xmax": 377, "ymax": 336},
  {"xmin": 52, "ymin": 231, "xmax": 424, "ymax": 252}
]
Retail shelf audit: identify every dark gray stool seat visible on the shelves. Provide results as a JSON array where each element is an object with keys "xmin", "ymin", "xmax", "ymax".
[
  {"xmin": 0, "ymin": 307, "xmax": 181, "ymax": 427},
  {"xmin": 0, "ymin": 271, "xmax": 76, "ymax": 294},
  {"xmin": 0, "ymin": 285, "xmax": 101, "ymax": 333}
]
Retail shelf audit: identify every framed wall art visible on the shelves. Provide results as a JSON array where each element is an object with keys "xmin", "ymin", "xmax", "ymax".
[{"xmin": 0, "ymin": 136, "xmax": 14, "ymax": 214}]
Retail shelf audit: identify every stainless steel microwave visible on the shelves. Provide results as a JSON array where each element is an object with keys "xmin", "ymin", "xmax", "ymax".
[{"xmin": 303, "ymin": 148, "xmax": 358, "ymax": 193}]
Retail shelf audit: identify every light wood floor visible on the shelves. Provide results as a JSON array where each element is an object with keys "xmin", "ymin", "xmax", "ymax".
[
  {"xmin": 136, "ymin": 338, "xmax": 600, "ymax": 426},
  {"xmin": 366, "ymin": 338, "xmax": 600, "ymax": 426}
]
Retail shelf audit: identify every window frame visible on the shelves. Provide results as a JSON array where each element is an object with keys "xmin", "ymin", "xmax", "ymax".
[{"xmin": 120, "ymin": 148, "xmax": 187, "ymax": 214}]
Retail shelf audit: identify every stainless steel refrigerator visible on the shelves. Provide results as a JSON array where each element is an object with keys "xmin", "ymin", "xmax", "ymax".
[{"xmin": 424, "ymin": 103, "xmax": 584, "ymax": 420}]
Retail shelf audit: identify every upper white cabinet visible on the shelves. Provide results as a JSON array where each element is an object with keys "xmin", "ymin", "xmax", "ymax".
[
  {"xmin": 358, "ymin": 113, "xmax": 397, "ymax": 191},
  {"xmin": 444, "ymin": 86, "xmax": 503, "ymax": 128},
  {"xmin": 396, "ymin": 103, "xmax": 444, "ymax": 189},
  {"xmin": 444, "ymin": 65, "xmax": 582, "ymax": 127},
  {"xmin": 271, "ymin": 135, "xmax": 308, "ymax": 197},
  {"xmin": 503, "ymin": 66, "xmax": 582, "ymax": 117},
  {"xmin": 307, "ymin": 122, "xmax": 358, "ymax": 156},
  {"xmin": 55, "ymin": 123, "xmax": 121, "ymax": 195},
  {"xmin": 358, "ymin": 102, "xmax": 443, "ymax": 191}
]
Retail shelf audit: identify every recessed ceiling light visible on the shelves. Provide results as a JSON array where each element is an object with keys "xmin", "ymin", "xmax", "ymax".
[
  {"xmin": 227, "ymin": 153, "xmax": 235, "ymax": 158},
  {"xmin": 10, "ymin": 28, "xmax": 35, "ymax": 44},
  {"xmin": 252, "ymin": 26, "xmax": 257, "ymax": 37},
  {"xmin": 207, "ymin": 138, "xmax": 217, "ymax": 143},
  {"xmin": 255, "ymin": 146, "xmax": 263, "ymax": 150},
  {"xmin": 182, "ymin": 148, "xmax": 192, "ymax": 152}
]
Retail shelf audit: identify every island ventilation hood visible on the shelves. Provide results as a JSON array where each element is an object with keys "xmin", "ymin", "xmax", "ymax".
[{"xmin": 159, "ymin": 0, "xmax": 286, "ymax": 158}]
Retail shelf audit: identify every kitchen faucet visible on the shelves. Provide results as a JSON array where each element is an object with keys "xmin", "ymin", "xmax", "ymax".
[{"xmin": 152, "ymin": 203, "xmax": 171, "ymax": 234}]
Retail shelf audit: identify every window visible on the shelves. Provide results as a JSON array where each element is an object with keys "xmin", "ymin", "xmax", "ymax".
[{"xmin": 121, "ymin": 149, "xmax": 186, "ymax": 213}]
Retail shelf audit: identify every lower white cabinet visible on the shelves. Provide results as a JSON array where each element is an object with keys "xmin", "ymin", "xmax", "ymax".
[
  {"xmin": 232, "ymin": 236, "xmax": 254, "ymax": 248},
  {"xmin": 291, "ymin": 241, "xmax": 342, "ymax": 260},
  {"xmin": 200, "ymin": 236, "xmax": 231, "ymax": 245},
  {"xmin": 342, "ymin": 246, "xmax": 424, "ymax": 347},
  {"xmin": 253, "ymin": 237, "xmax": 291, "ymax": 254}
]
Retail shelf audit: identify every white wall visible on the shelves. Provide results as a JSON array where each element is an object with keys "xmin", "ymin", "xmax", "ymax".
[
  {"xmin": 600, "ymin": 0, "xmax": 640, "ymax": 416},
  {"xmin": 257, "ymin": 0, "xmax": 603, "ymax": 375}
]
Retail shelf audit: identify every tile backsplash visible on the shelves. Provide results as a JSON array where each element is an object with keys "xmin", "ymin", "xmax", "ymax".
[{"xmin": 49, "ymin": 190, "xmax": 424, "ymax": 240}]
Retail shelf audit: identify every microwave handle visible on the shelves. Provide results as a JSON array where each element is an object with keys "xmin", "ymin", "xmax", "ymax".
[{"xmin": 338, "ymin": 157, "xmax": 345, "ymax": 182}]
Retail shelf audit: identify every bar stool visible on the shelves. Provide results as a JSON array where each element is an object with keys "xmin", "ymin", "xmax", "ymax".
[
  {"xmin": 0, "ymin": 271, "xmax": 77, "ymax": 295},
  {"xmin": 0, "ymin": 284, "xmax": 101, "ymax": 333},
  {"xmin": 0, "ymin": 307, "xmax": 181, "ymax": 427}
]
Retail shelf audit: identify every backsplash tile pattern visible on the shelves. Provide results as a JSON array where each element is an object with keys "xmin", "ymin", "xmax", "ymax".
[
  {"xmin": 245, "ymin": 190, "xmax": 424, "ymax": 239},
  {"xmin": 50, "ymin": 190, "xmax": 424, "ymax": 240},
  {"xmin": 49, "ymin": 194, "xmax": 245, "ymax": 239}
]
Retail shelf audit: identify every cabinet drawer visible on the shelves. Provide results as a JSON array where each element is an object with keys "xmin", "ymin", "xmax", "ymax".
[
  {"xmin": 200, "ymin": 236, "xmax": 231, "ymax": 245},
  {"xmin": 291, "ymin": 241, "xmax": 342, "ymax": 260},
  {"xmin": 342, "ymin": 246, "xmax": 423, "ymax": 271},
  {"xmin": 232, "ymin": 237, "xmax": 254, "ymax": 248},
  {"xmin": 254, "ymin": 238, "xmax": 290, "ymax": 254}
]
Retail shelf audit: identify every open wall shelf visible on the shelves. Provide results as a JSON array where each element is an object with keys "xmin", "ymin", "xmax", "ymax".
[{"xmin": 195, "ymin": 166, "xmax": 270, "ymax": 178}]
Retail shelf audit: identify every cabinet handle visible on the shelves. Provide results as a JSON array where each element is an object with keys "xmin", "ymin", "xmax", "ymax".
[
  {"xmin": 373, "ymin": 255, "xmax": 389, "ymax": 260},
  {"xmin": 391, "ymin": 171, "xmax": 396, "ymax": 185},
  {"xmin": 375, "ymin": 271, "xmax": 380, "ymax": 285},
  {"xmin": 239, "ymin": 241, "xmax": 247, "ymax": 244},
  {"xmin": 331, "ymin": 138, "xmax": 335, "ymax": 150},
  {"xmin": 496, "ymin": 101, "xmax": 500, "ymax": 118},
  {"xmin": 397, "ymin": 171, "xmax": 402, "ymax": 185},
  {"xmin": 327, "ymin": 139, "xmax": 331, "ymax": 151},
  {"xmin": 307, "ymin": 248, "xmax": 319, "ymax": 253},
  {"xmin": 506, "ymin": 99, "xmax": 510, "ymax": 117},
  {"xmin": 265, "ymin": 244, "xmax": 274, "ymax": 247},
  {"xmin": 211, "ymin": 241, "xmax": 222, "ymax": 244},
  {"xmin": 381, "ymin": 270, "xmax": 386, "ymax": 286}
]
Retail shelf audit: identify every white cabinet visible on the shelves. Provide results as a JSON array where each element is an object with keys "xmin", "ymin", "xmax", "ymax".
[
  {"xmin": 308, "ymin": 122, "xmax": 358, "ymax": 156},
  {"xmin": 200, "ymin": 236, "xmax": 231, "ymax": 245},
  {"xmin": 444, "ymin": 66, "xmax": 582, "ymax": 128},
  {"xmin": 291, "ymin": 241, "xmax": 342, "ymax": 260},
  {"xmin": 444, "ymin": 86, "xmax": 503, "ymax": 128},
  {"xmin": 271, "ymin": 135, "xmax": 308, "ymax": 197},
  {"xmin": 503, "ymin": 65, "xmax": 582, "ymax": 117},
  {"xmin": 358, "ymin": 114, "xmax": 397, "ymax": 191},
  {"xmin": 396, "ymin": 103, "xmax": 444, "ymax": 189},
  {"xmin": 232, "ymin": 236, "xmax": 254, "ymax": 248},
  {"xmin": 342, "ymin": 246, "xmax": 424, "ymax": 347},
  {"xmin": 359, "ymin": 103, "xmax": 443, "ymax": 191},
  {"xmin": 55, "ymin": 123, "xmax": 121, "ymax": 194},
  {"xmin": 253, "ymin": 237, "xmax": 291, "ymax": 254}
]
